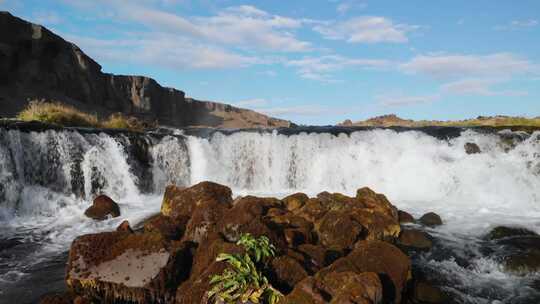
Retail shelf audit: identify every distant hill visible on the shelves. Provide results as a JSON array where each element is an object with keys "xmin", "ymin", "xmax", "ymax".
[
  {"xmin": 340, "ymin": 114, "xmax": 540, "ymax": 128},
  {"xmin": 0, "ymin": 12, "xmax": 291, "ymax": 128}
]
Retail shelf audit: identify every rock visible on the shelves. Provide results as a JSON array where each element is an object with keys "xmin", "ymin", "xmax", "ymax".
[
  {"xmin": 464, "ymin": 142, "xmax": 481, "ymax": 154},
  {"xmin": 485, "ymin": 226, "xmax": 538, "ymax": 240},
  {"xmin": 315, "ymin": 210, "xmax": 363, "ymax": 251},
  {"xmin": 116, "ymin": 220, "xmax": 133, "ymax": 233},
  {"xmin": 270, "ymin": 255, "xmax": 309, "ymax": 293},
  {"xmin": 296, "ymin": 244, "xmax": 328, "ymax": 269},
  {"xmin": 283, "ymin": 192, "xmax": 309, "ymax": 211},
  {"xmin": 283, "ymin": 271, "xmax": 383, "ymax": 304},
  {"xmin": 73, "ymin": 296, "xmax": 91, "ymax": 304},
  {"xmin": 66, "ymin": 231, "xmax": 193, "ymax": 303},
  {"xmin": 398, "ymin": 229, "xmax": 433, "ymax": 251},
  {"xmin": 160, "ymin": 182, "xmax": 232, "ymax": 221},
  {"xmin": 356, "ymin": 187, "xmax": 398, "ymax": 220},
  {"xmin": 413, "ymin": 281, "xmax": 447, "ymax": 303},
  {"xmin": 419, "ymin": 212, "xmax": 443, "ymax": 227},
  {"xmin": 319, "ymin": 240, "xmax": 411, "ymax": 303},
  {"xmin": 503, "ymin": 249, "xmax": 540, "ymax": 275},
  {"xmin": 39, "ymin": 293, "xmax": 73, "ymax": 304},
  {"xmin": 84, "ymin": 195, "xmax": 120, "ymax": 221},
  {"xmin": 398, "ymin": 210, "xmax": 415, "ymax": 224},
  {"xmin": 143, "ymin": 214, "xmax": 186, "ymax": 240}
]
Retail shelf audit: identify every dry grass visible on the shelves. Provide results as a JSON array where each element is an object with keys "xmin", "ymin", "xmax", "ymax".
[
  {"xmin": 18, "ymin": 101, "xmax": 99, "ymax": 127},
  {"xmin": 18, "ymin": 101, "xmax": 150, "ymax": 131}
]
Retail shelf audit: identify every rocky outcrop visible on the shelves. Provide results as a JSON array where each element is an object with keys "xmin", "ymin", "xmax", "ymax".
[
  {"xmin": 83, "ymin": 195, "xmax": 120, "ymax": 220},
  {"xmin": 63, "ymin": 181, "xmax": 436, "ymax": 303},
  {"xmin": 0, "ymin": 12, "xmax": 291, "ymax": 128}
]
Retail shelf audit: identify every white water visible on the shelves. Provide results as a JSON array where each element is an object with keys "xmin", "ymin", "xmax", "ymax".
[{"xmin": 0, "ymin": 127, "xmax": 539, "ymax": 303}]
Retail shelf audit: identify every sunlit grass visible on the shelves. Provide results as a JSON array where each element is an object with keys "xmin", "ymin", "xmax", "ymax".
[{"xmin": 17, "ymin": 101, "xmax": 150, "ymax": 131}]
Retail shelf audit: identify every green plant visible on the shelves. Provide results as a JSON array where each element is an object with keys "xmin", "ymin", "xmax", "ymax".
[{"xmin": 208, "ymin": 234, "xmax": 282, "ymax": 304}]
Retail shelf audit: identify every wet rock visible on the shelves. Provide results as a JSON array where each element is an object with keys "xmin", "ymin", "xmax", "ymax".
[
  {"xmin": 398, "ymin": 229, "xmax": 433, "ymax": 251},
  {"xmin": 66, "ymin": 231, "xmax": 193, "ymax": 303},
  {"xmin": 503, "ymin": 249, "xmax": 540, "ymax": 275},
  {"xmin": 84, "ymin": 195, "xmax": 120, "ymax": 221},
  {"xmin": 398, "ymin": 210, "xmax": 415, "ymax": 224},
  {"xmin": 270, "ymin": 255, "xmax": 309, "ymax": 293},
  {"xmin": 160, "ymin": 182, "xmax": 232, "ymax": 221},
  {"xmin": 319, "ymin": 240, "xmax": 411, "ymax": 303},
  {"xmin": 413, "ymin": 281, "xmax": 447, "ymax": 303},
  {"xmin": 283, "ymin": 192, "xmax": 309, "ymax": 211},
  {"xmin": 283, "ymin": 271, "xmax": 383, "ymax": 304},
  {"xmin": 485, "ymin": 226, "xmax": 538, "ymax": 240},
  {"xmin": 419, "ymin": 212, "xmax": 443, "ymax": 227},
  {"xmin": 143, "ymin": 214, "xmax": 186, "ymax": 240},
  {"xmin": 464, "ymin": 142, "xmax": 481, "ymax": 154},
  {"xmin": 116, "ymin": 220, "xmax": 133, "ymax": 233}
]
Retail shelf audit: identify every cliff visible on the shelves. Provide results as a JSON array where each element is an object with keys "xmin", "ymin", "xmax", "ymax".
[{"xmin": 0, "ymin": 12, "xmax": 291, "ymax": 128}]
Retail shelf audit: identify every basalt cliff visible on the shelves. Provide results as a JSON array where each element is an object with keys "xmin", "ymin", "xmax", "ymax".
[{"xmin": 0, "ymin": 12, "xmax": 291, "ymax": 128}]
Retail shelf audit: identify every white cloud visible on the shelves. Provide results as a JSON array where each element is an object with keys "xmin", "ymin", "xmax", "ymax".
[
  {"xmin": 336, "ymin": 1, "xmax": 367, "ymax": 14},
  {"xmin": 66, "ymin": 34, "xmax": 260, "ymax": 69},
  {"xmin": 400, "ymin": 53, "xmax": 534, "ymax": 79},
  {"xmin": 441, "ymin": 78, "xmax": 528, "ymax": 96},
  {"xmin": 112, "ymin": 3, "xmax": 311, "ymax": 52},
  {"xmin": 495, "ymin": 19, "xmax": 538, "ymax": 30},
  {"xmin": 376, "ymin": 94, "xmax": 440, "ymax": 107},
  {"xmin": 314, "ymin": 16, "xmax": 419, "ymax": 44},
  {"xmin": 286, "ymin": 55, "xmax": 390, "ymax": 82}
]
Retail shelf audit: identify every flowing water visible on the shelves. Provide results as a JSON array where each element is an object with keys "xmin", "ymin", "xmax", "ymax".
[{"xmin": 0, "ymin": 126, "xmax": 539, "ymax": 303}]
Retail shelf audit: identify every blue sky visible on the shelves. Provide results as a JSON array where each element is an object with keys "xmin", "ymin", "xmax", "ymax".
[{"xmin": 2, "ymin": 0, "xmax": 539, "ymax": 125}]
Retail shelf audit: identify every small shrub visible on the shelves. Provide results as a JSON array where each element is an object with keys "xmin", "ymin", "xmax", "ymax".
[
  {"xmin": 101, "ymin": 113, "xmax": 148, "ymax": 131},
  {"xmin": 208, "ymin": 234, "xmax": 282, "ymax": 304},
  {"xmin": 17, "ymin": 100, "xmax": 98, "ymax": 127}
]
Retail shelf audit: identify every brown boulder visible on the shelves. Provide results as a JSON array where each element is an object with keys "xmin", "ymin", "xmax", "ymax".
[
  {"xmin": 84, "ymin": 195, "xmax": 120, "ymax": 221},
  {"xmin": 315, "ymin": 210, "xmax": 363, "ymax": 251},
  {"xmin": 116, "ymin": 220, "xmax": 133, "ymax": 233},
  {"xmin": 66, "ymin": 231, "xmax": 193, "ymax": 303},
  {"xmin": 356, "ymin": 187, "xmax": 398, "ymax": 219},
  {"xmin": 283, "ymin": 271, "xmax": 383, "ymax": 304},
  {"xmin": 503, "ymin": 249, "xmax": 540, "ymax": 275},
  {"xmin": 419, "ymin": 212, "xmax": 443, "ymax": 227},
  {"xmin": 283, "ymin": 192, "xmax": 309, "ymax": 211},
  {"xmin": 143, "ymin": 214, "xmax": 187, "ymax": 240},
  {"xmin": 398, "ymin": 210, "xmax": 415, "ymax": 224},
  {"xmin": 270, "ymin": 255, "xmax": 309, "ymax": 292},
  {"xmin": 319, "ymin": 240, "xmax": 411, "ymax": 303},
  {"xmin": 160, "ymin": 182, "xmax": 232, "ymax": 221},
  {"xmin": 398, "ymin": 229, "xmax": 433, "ymax": 251}
]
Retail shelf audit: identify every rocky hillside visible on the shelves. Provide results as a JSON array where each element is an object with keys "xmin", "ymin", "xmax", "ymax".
[
  {"xmin": 340, "ymin": 114, "xmax": 540, "ymax": 128},
  {"xmin": 0, "ymin": 12, "xmax": 291, "ymax": 128}
]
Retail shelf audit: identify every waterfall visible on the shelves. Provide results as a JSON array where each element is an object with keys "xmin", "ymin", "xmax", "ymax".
[{"xmin": 0, "ymin": 126, "xmax": 539, "ymax": 303}]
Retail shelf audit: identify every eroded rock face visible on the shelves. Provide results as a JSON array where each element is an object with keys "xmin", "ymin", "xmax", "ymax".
[
  {"xmin": 66, "ymin": 231, "xmax": 193, "ymax": 303},
  {"xmin": 84, "ymin": 195, "xmax": 120, "ymax": 221}
]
